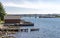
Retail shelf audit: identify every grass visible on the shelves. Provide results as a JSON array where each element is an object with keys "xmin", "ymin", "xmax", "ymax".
[
  {"xmin": 0, "ymin": 21, "xmax": 4, "ymax": 28},
  {"xmin": 0, "ymin": 21, "xmax": 4, "ymax": 24}
]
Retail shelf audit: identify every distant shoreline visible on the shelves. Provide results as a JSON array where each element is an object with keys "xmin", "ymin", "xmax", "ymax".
[{"xmin": 6, "ymin": 14, "xmax": 60, "ymax": 18}]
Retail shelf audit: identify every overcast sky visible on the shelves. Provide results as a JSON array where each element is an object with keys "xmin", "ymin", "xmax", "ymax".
[{"xmin": 0, "ymin": 0, "xmax": 60, "ymax": 14}]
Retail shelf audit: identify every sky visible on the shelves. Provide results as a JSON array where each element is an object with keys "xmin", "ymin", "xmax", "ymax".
[{"xmin": 0, "ymin": 0, "xmax": 60, "ymax": 14}]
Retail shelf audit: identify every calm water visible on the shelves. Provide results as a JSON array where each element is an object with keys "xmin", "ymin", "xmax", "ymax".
[{"xmin": 14, "ymin": 17, "xmax": 60, "ymax": 38}]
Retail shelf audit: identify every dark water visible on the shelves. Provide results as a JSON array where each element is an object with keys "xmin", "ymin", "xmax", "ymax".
[{"xmin": 14, "ymin": 17, "xmax": 60, "ymax": 38}]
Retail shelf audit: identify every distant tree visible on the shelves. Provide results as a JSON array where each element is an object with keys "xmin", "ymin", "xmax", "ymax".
[{"xmin": 0, "ymin": 2, "xmax": 6, "ymax": 21}]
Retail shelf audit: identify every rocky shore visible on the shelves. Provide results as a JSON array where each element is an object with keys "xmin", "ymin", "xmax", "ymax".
[{"xmin": 0, "ymin": 24, "xmax": 19, "ymax": 38}]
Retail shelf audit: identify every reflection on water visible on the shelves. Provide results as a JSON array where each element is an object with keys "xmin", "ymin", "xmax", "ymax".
[{"xmin": 8, "ymin": 17, "xmax": 60, "ymax": 38}]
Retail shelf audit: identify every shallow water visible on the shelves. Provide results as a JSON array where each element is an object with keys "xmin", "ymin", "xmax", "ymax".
[{"xmin": 13, "ymin": 17, "xmax": 60, "ymax": 38}]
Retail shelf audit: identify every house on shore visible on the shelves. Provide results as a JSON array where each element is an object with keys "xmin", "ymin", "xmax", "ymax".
[{"xmin": 4, "ymin": 14, "xmax": 20, "ymax": 23}]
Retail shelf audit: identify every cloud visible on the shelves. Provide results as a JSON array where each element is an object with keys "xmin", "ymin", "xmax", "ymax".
[
  {"xmin": 3, "ymin": 1, "xmax": 60, "ymax": 9},
  {"xmin": 2, "ymin": 0, "xmax": 60, "ymax": 14}
]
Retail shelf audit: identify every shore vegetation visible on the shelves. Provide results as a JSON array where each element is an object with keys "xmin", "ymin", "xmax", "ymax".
[{"xmin": 0, "ymin": 2, "xmax": 6, "ymax": 22}]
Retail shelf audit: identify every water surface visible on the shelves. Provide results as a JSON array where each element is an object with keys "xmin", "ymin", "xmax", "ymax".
[{"xmin": 14, "ymin": 17, "xmax": 60, "ymax": 38}]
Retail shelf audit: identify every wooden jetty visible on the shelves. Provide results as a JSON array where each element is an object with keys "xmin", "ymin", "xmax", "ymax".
[
  {"xmin": 0, "ymin": 28, "xmax": 19, "ymax": 32},
  {"xmin": 4, "ymin": 22, "xmax": 34, "ymax": 26},
  {"xmin": 1, "ymin": 36, "xmax": 15, "ymax": 38},
  {"xmin": 0, "ymin": 28, "xmax": 29, "ymax": 32},
  {"xmin": 19, "ymin": 28, "xmax": 28, "ymax": 32}
]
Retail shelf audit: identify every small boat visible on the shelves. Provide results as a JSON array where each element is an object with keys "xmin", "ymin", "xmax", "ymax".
[{"xmin": 30, "ymin": 28, "xmax": 39, "ymax": 31}]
